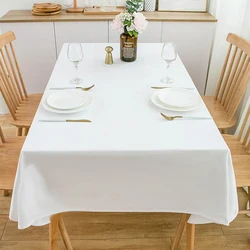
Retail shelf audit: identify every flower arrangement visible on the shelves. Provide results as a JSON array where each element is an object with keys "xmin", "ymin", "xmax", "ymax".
[{"xmin": 112, "ymin": 12, "xmax": 148, "ymax": 37}]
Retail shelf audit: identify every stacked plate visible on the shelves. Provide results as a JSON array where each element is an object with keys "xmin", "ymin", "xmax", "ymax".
[
  {"xmin": 42, "ymin": 89, "xmax": 93, "ymax": 114},
  {"xmin": 151, "ymin": 88, "xmax": 202, "ymax": 111},
  {"xmin": 32, "ymin": 3, "xmax": 62, "ymax": 16}
]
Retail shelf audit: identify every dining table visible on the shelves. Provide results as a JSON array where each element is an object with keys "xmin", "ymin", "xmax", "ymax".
[{"xmin": 10, "ymin": 43, "xmax": 238, "ymax": 247}]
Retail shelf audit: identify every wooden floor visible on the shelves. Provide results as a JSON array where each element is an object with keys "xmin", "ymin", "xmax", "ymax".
[{"xmin": 1, "ymin": 115, "xmax": 250, "ymax": 250}]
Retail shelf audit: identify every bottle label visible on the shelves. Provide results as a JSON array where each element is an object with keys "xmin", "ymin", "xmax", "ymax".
[{"xmin": 122, "ymin": 42, "xmax": 135, "ymax": 59}]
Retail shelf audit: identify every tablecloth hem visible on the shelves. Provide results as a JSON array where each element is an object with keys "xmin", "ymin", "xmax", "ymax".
[{"xmin": 10, "ymin": 208, "xmax": 237, "ymax": 230}]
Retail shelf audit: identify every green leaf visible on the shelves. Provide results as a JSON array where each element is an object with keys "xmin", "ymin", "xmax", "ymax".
[
  {"xmin": 133, "ymin": 31, "xmax": 139, "ymax": 37},
  {"xmin": 124, "ymin": 20, "xmax": 131, "ymax": 26},
  {"xmin": 128, "ymin": 31, "xmax": 133, "ymax": 37},
  {"xmin": 126, "ymin": 0, "xmax": 143, "ymax": 13}
]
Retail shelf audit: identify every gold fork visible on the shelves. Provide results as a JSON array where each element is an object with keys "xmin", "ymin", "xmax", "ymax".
[
  {"xmin": 76, "ymin": 85, "xmax": 95, "ymax": 91},
  {"xmin": 161, "ymin": 113, "xmax": 182, "ymax": 121},
  {"xmin": 161, "ymin": 113, "xmax": 212, "ymax": 121}
]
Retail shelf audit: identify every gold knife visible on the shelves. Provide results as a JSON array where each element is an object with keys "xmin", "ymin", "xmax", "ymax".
[
  {"xmin": 151, "ymin": 86, "xmax": 195, "ymax": 90},
  {"xmin": 39, "ymin": 119, "xmax": 91, "ymax": 123}
]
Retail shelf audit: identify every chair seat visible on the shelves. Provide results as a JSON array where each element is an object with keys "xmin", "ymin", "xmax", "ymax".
[
  {"xmin": 6, "ymin": 93, "xmax": 42, "ymax": 128},
  {"xmin": 6, "ymin": 113, "xmax": 35, "ymax": 128},
  {"xmin": 232, "ymin": 155, "xmax": 250, "ymax": 187},
  {"xmin": 222, "ymin": 134, "xmax": 249, "ymax": 155},
  {"xmin": 18, "ymin": 93, "xmax": 42, "ymax": 110},
  {"xmin": 0, "ymin": 136, "xmax": 25, "ymax": 190},
  {"xmin": 22, "ymin": 93, "xmax": 42, "ymax": 102},
  {"xmin": 202, "ymin": 96, "xmax": 237, "ymax": 129},
  {"xmin": 223, "ymin": 134, "xmax": 250, "ymax": 187}
]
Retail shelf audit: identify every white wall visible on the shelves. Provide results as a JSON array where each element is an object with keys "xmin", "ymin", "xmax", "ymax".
[{"xmin": 0, "ymin": 0, "xmax": 33, "ymax": 18}]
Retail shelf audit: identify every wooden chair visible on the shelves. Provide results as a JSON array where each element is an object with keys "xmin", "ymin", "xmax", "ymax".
[
  {"xmin": 203, "ymin": 33, "xmax": 250, "ymax": 133},
  {"xmin": 0, "ymin": 126, "xmax": 25, "ymax": 198},
  {"xmin": 172, "ymin": 104, "xmax": 250, "ymax": 250},
  {"xmin": 0, "ymin": 31, "xmax": 42, "ymax": 136},
  {"xmin": 0, "ymin": 126, "xmax": 73, "ymax": 250}
]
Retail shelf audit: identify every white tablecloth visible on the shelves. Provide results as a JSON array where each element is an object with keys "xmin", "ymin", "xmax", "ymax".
[{"xmin": 10, "ymin": 44, "xmax": 238, "ymax": 229}]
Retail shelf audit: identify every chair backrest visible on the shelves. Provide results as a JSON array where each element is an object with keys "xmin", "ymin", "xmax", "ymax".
[
  {"xmin": 0, "ymin": 31, "xmax": 28, "ymax": 120},
  {"xmin": 215, "ymin": 33, "xmax": 250, "ymax": 121},
  {"xmin": 237, "ymin": 105, "xmax": 250, "ymax": 151},
  {"xmin": 0, "ymin": 126, "xmax": 6, "ymax": 143}
]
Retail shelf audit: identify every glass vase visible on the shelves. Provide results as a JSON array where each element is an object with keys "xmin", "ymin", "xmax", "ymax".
[
  {"xmin": 120, "ymin": 32, "xmax": 138, "ymax": 62},
  {"xmin": 100, "ymin": 0, "xmax": 117, "ymax": 11}
]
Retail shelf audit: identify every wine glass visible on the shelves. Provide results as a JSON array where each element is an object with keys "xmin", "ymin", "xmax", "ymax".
[
  {"xmin": 161, "ymin": 43, "xmax": 177, "ymax": 84},
  {"xmin": 86, "ymin": 0, "xmax": 97, "ymax": 8},
  {"xmin": 64, "ymin": 0, "xmax": 73, "ymax": 8},
  {"xmin": 67, "ymin": 43, "xmax": 84, "ymax": 84},
  {"xmin": 100, "ymin": 0, "xmax": 117, "ymax": 11}
]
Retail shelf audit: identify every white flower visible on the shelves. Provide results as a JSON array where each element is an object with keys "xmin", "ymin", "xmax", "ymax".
[
  {"xmin": 133, "ymin": 12, "xmax": 148, "ymax": 33},
  {"xmin": 112, "ymin": 12, "xmax": 148, "ymax": 35},
  {"xmin": 126, "ymin": 24, "xmax": 136, "ymax": 32},
  {"xmin": 111, "ymin": 13, "xmax": 123, "ymax": 33}
]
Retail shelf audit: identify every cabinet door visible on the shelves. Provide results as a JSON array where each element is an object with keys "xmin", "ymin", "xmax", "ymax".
[
  {"xmin": 1, "ymin": 22, "xmax": 57, "ymax": 94},
  {"xmin": 55, "ymin": 22, "xmax": 108, "ymax": 55},
  {"xmin": 109, "ymin": 21, "xmax": 162, "ymax": 43},
  {"xmin": 162, "ymin": 22, "xmax": 216, "ymax": 94}
]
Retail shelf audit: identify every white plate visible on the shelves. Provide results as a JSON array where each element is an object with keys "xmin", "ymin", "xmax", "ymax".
[
  {"xmin": 42, "ymin": 94, "xmax": 93, "ymax": 114},
  {"xmin": 158, "ymin": 88, "xmax": 200, "ymax": 109},
  {"xmin": 151, "ymin": 91, "xmax": 201, "ymax": 112},
  {"xmin": 47, "ymin": 89, "xmax": 87, "ymax": 110}
]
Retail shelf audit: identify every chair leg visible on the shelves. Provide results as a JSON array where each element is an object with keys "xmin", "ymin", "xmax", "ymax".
[
  {"xmin": 49, "ymin": 214, "xmax": 61, "ymax": 250},
  {"xmin": 3, "ymin": 190, "xmax": 9, "ymax": 196},
  {"xmin": 186, "ymin": 223, "xmax": 195, "ymax": 250},
  {"xmin": 247, "ymin": 187, "xmax": 250, "ymax": 217},
  {"xmin": 0, "ymin": 190, "xmax": 9, "ymax": 197},
  {"xmin": 248, "ymin": 187, "xmax": 250, "ymax": 204},
  {"xmin": 23, "ymin": 127, "xmax": 29, "ymax": 136},
  {"xmin": 17, "ymin": 127, "xmax": 22, "ymax": 136},
  {"xmin": 172, "ymin": 214, "xmax": 190, "ymax": 250},
  {"xmin": 220, "ymin": 128, "xmax": 228, "ymax": 134},
  {"xmin": 58, "ymin": 217, "xmax": 73, "ymax": 250}
]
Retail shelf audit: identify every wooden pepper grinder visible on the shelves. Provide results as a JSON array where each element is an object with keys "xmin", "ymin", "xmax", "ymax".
[
  {"xmin": 105, "ymin": 46, "xmax": 113, "ymax": 65},
  {"xmin": 66, "ymin": 0, "xmax": 84, "ymax": 13}
]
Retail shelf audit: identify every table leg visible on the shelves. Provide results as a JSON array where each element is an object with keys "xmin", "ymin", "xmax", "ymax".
[
  {"xmin": 172, "ymin": 214, "xmax": 190, "ymax": 250},
  {"xmin": 58, "ymin": 217, "xmax": 74, "ymax": 250},
  {"xmin": 49, "ymin": 214, "xmax": 61, "ymax": 250},
  {"xmin": 186, "ymin": 223, "xmax": 195, "ymax": 250}
]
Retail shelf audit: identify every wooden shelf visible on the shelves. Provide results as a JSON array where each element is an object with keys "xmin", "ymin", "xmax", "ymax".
[{"xmin": 0, "ymin": 10, "xmax": 217, "ymax": 23}]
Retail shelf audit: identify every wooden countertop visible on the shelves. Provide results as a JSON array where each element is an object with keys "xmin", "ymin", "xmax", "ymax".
[{"xmin": 0, "ymin": 10, "xmax": 217, "ymax": 23}]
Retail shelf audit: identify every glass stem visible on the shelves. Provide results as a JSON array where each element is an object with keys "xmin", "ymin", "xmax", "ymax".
[
  {"xmin": 166, "ymin": 64, "xmax": 170, "ymax": 79},
  {"xmin": 74, "ymin": 62, "xmax": 79, "ymax": 81}
]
